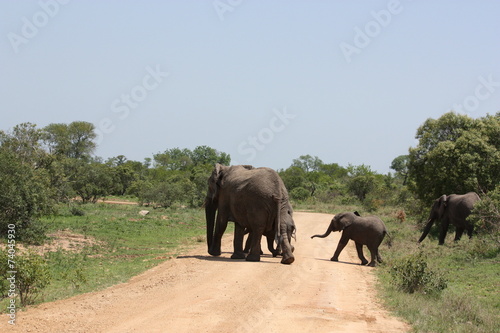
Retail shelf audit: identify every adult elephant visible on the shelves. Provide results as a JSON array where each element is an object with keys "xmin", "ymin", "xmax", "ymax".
[
  {"xmin": 418, "ymin": 192, "xmax": 480, "ymax": 245},
  {"xmin": 205, "ymin": 164, "xmax": 295, "ymax": 264}
]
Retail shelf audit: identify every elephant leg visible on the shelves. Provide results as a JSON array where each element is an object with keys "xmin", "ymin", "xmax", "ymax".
[
  {"xmin": 466, "ymin": 225, "xmax": 474, "ymax": 238},
  {"xmin": 355, "ymin": 242, "xmax": 369, "ymax": 265},
  {"xmin": 454, "ymin": 227, "xmax": 465, "ymax": 242},
  {"xmin": 243, "ymin": 231, "xmax": 251, "ymax": 253},
  {"xmin": 438, "ymin": 219, "xmax": 450, "ymax": 245},
  {"xmin": 209, "ymin": 211, "xmax": 229, "ymax": 256},
  {"xmin": 266, "ymin": 236, "xmax": 277, "ymax": 257},
  {"xmin": 331, "ymin": 235, "xmax": 349, "ymax": 261},
  {"xmin": 231, "ymin": 224, "xmax": 246, "ymax": 259},
  {"xmin": 377, "ymin": 250, "xmax": 383, "ymax": 263},
  {"xmin": 366, "ymin": 246, "xmax": 379, "ymax": 267},
  {"xmin": 246, "ymin": 227, "xmax": 264, "ymax": 262}
]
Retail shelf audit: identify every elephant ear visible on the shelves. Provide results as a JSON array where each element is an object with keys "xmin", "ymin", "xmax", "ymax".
[
  {"xmin": 439, "ymin": 194, "xmax": 448, "ymax": 207},
  {"xmin": 208, "ymin": 164, "xmax": 224, "ymax": 201},
  {"xmin": 335, "ymin": 213, "xmax": 353, "ymax": 230},
  {"xmin": 437, "ymin": 195, "xmax": 448, "ymax": 217}
]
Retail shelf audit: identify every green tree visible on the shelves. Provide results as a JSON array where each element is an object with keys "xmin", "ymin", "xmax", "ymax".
[
  {"xmin": 408, "ymin": 112, "xmax": 500, "ymax": 204},
  {"xmin": 69, "ymin": 159, "xmax": 114, "ymax": 203},
  {"xmin": 191, "ymin": 145, "xmax": 230, "ymax": 167},
  {"xmin": 0, "ymin": 124, "xmax": 55, "ymax": 242},
  {"xmin": 43, "ymin": 121, "xmax": 96, "ymax": 160},
  {"xmin": 154, "ymin": 148, "xmax": 193, "ymax": 170},
  {"xmin": 0, "ymin": 150, "xmax": 54, "ymax": 242},
  {"xmin": 279, "ymin": 166, "xmax": 307, "ymax": 192},
  {"xmin": 0, "ymin": 122, "xmax": 49, "ymax": 167},
  {"xmin": 390, "ymin": 155, "xmax": 409, "ymax": 185},
  {"xmin": 347, "ymin": 164, "xmax": 380, "ymax": 201},
  {"xmin": 291, "ymin": 155, "xmax": 323, "ymax": 172}
]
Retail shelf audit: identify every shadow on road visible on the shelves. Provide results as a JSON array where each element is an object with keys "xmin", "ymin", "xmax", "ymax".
[
  {"xmin": 313, "ymin": 257, "xmax": 368, "ymax": 267},
  {"xmin": 177, "ymin": 253, "xmax": 278, "ymax": 264}
]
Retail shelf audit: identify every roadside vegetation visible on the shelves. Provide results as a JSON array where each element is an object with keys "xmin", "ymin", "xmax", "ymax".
[{"xmin": 1, "ymin": 112, "xmax": 499, "ymax": 332}]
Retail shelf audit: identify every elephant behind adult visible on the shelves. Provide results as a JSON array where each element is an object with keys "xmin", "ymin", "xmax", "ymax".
[
  {"xmin": 418, "ymin": 192, "xmax": 480, "ymax": 245},
  {"xmin": 205, "ymin": 164, "xmax": 295, "ymax": 264}
]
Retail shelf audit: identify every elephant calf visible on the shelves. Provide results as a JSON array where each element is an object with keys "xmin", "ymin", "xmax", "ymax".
[{"xmin": 311, "ymin": 212, "xmax": 389, "ymax": 267}]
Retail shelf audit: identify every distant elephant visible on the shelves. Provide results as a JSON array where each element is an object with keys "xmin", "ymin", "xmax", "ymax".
[
  {"xmin": 418, "ymin": 192, "xmax": 480, "ymax": 245},
  {"xmin": 311, "ymin": 212, "xmax": 388, "ymax": 267},
  {"xmin": 205, "ymin": 164, "xmax": 295, "ymax": 264}
]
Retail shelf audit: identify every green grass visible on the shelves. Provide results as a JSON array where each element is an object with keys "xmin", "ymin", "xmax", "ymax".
[
  {"xmin": 373, "ymin": 210, "xmax": 499, "ymax": 333},
  {"xmin": 1, "ymin": 202, "xmax": 209, "ymax": 309}
]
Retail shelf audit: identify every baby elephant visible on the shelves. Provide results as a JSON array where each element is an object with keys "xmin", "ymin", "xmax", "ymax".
[{"xmin": 311, "ymin": 212, "xmax": 389, "ymax": 267}]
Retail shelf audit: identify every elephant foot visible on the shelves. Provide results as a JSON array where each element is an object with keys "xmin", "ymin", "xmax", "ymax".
[
  {"xmin": 281, "ymin": 255, "xmax": 294, "ymax": 265},
  {"xmin": 331, "ymin": 257, "xmax": 339, "ymax": 262},
  {"xmin": 245, "ymin": 253, "xmax": 261, "ymax": 262},
  {"xmin": 208, "ymin": 249, "xmax": 221, "ymax": 257},
  {"xmin": 360, "ymin": 260, "xmax": 369, "ymax": 265},
  {"xmin": 231, "ymin": 252, "xmax": 246, "ymax": 259},
  {"xmin": 367, "ymin": 261, "xmax": 376, "ymax": 267}
]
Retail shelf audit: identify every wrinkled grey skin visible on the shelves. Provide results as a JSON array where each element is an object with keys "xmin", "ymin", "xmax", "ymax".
[
  {"xmin": 243, "ymin": 229, "xmax": 282, "ymax": 257},
  {"xmin": 311, "ymin": 212, "xmax": 388, "ymax": 267},
  {"xmin": 205, "ymin": 164, "xmax": 295, "ymax": 264},
  {"xmin": 418, "ymin": 192, "xmax": 480, "ymax": 245}
]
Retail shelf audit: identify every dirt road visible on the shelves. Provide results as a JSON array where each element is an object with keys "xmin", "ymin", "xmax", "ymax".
[{"xmin": 6, "ymin": 212, "xmax": 409, "ymax": 333}]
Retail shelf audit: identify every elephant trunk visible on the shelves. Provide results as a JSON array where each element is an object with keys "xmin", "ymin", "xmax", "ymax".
[
  {"xmin": 205, "ymin": 197, "xmax": 216, "ymax": 252},
  {"xmin": 275, "ymin": 196, "xmax": 294, "ymax": 265},
  {"xmin": 279, "ymin": 223, "xmax": 295, "ymax": 265},
  {"xmin": 418, "ymin": 218, "xmax": 434, "ymax": 243},
  {"xmin": 311, "ymin": 226, "xmax": 333, "ymax": 239}
]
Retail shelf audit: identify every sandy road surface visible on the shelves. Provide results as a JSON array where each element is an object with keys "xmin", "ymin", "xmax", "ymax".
[{"xmin": 5, "ymin": 212, "xmax": 409, "ymax": 333}]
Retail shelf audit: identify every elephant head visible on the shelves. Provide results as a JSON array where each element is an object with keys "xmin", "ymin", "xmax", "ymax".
[
  {"xmin": 418, "ymin": 195, "xmax": 448, "ymax": 243},
  {"xmin": 204, "ymin": 164, "xmax": 224, "ymax": 251},
  {"xmin": 310, "ymin": 212, "xmax": 357, "ymax": 239}
]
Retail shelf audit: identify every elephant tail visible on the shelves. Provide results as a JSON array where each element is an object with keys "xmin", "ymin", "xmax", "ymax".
[{"xmin": 384, "ymin": 230, "xmax": 393, "ymax": 248}]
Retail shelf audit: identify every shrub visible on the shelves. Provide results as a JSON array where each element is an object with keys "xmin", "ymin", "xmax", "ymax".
[
  {"xmin": 289, "ymin": 187, "xmax": 310, "ymax": 201},
  {"xmin": 468, "ymin": 186, "xmax": 500, "ymax": 243},
  {"xmin": 390, "ymin": 251, "xmax": 447, "ymax": 294},
  {"xmin": 0, "ymin": 250, "xmax": 51, "ymax": 306},
  {"xmin": 70, "ymin": 206, "xmax": 86, "ymax": 216}
]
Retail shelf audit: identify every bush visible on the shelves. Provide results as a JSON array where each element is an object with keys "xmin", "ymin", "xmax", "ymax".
[
  {"xmin": 390, "ymin": 251, "xmax": 447, "ymax": 294},
  {"xmin": 0, "ymin": 250, "xmax": 51, "ymax": 306},
  {"xmin": 289, "ymin": 187, "xmax": 310, "ymax": 201},
  {"xmin": 70, "ymin": 206, "xmax": 86, "ymax": 216},
  {"xmin": 468, "ymin": 187, "xmax": 500, "ymax": 243}
]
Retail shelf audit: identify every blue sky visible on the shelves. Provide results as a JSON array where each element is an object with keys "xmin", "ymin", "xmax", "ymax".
[{"xmin": 1, "ymin": 1, "xmax": 499, "ymax": 173}]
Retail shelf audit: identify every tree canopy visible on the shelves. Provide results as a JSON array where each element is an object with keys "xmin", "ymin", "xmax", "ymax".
[{"xmin": 408, "ymin": 112, "xmax": 500, "ymax": 203}]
